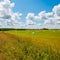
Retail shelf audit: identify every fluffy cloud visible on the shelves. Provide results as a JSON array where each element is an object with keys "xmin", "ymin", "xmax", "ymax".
[
  {"xmin": 0, "ymin": 0, "xmax": 22, "ymax": 28},
  {"xmin": 26, "ymin": 11, "xmax": 54, "ymax": 26},
  {"xmin": 53, "ymin": 4, "xmax": 60, "ymax": 17},
  {"xmin": 0, "ymin": 0, "xmax": 60, "ymax": 29},
  {"xmin": 26, "ymin": 4, "xmax": 60, "ymax": 29}
]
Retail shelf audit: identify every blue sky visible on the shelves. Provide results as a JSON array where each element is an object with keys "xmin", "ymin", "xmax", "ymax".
[
  {"xmin": 0, "ymin": 0, "xmax": 60, "ymax": 29},
  {"xmin": 11, "ymin": 0, "xmax": 60, "ymax": 14},
  {"xmin": 11, "ymin": 0, "xmax": 60, "ymax": 23}
]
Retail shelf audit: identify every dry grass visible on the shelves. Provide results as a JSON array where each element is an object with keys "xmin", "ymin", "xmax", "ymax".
[{"xmin": 0, "ymin": 30, "xmax": 60, "ymax": 60}]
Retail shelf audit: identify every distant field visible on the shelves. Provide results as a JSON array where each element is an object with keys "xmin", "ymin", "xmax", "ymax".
[{"xmin": 0, "ymin": 30, "xmax": 60, "ymax": 60}]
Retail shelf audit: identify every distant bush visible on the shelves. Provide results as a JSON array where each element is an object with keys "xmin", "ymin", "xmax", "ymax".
[
  {"xmin": 0, "ymin": 28, "xmax": 15, "ymax": 31},
  {"xmin": 41, "ymin": 28, "xmax": 49, "ymax": 30}
]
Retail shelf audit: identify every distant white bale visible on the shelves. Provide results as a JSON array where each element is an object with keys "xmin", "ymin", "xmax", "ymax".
[{"xmin": 32, "ymin": 32, "xmax": 35, "ymax": 34}]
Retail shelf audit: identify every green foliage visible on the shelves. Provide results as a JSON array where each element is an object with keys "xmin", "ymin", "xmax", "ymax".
[{"xmin": 41, "ymin": 28, "xmax": 49, "ymax": 30}]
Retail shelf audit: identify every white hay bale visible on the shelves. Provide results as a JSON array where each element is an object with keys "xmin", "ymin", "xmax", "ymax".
[{"xmin": 32, "ymin": 32, "xmax": 35, "ymax": 34}]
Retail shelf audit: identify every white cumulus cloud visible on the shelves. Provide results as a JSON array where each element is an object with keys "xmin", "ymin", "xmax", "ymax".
[
  {"xmin": 0, "ymin": 0, "xmax": 60, "ymax": 29},
  {"xmin": 26, "ymin": 4, "xmax": 60, "ymax": 29},
  {"xmin": 0, "ymin": 0, "xmax": 22, "ymax": 28}
]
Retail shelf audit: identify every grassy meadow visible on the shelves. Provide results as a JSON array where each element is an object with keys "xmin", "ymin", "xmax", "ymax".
[{"xmin": 0, "ymin": 29, "xmax": 60, "ymax": 60}]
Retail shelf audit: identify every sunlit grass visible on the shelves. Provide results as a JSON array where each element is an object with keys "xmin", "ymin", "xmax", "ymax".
[{"xmin": 0, "ymin": 30, "xmax": 60, "ymax": 60}]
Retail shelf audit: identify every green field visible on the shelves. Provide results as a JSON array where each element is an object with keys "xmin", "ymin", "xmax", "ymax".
[{"xmin": 0, "ymin": 30, "xmax": 60, "ymax": 60}]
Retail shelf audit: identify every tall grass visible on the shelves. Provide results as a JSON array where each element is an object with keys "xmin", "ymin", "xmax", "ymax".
[{"xmin": 0, "ymin": 30, "xmax": 60, "ymax": 60}]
